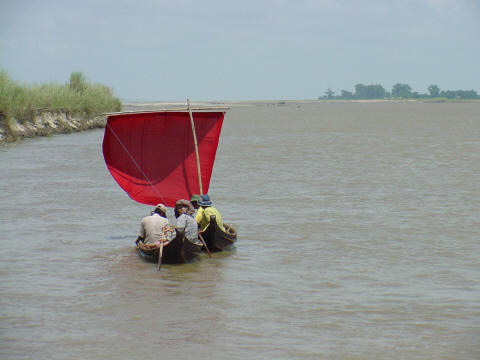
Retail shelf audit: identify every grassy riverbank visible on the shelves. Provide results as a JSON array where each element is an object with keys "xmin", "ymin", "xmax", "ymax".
[{"xmin": 0, "ymin": 71, "xmax": 122, "ymax": 142}]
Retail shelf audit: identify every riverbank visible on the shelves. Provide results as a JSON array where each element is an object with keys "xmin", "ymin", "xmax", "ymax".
[
  {"xmin": 0, "ymin": 110, "xmax": 107, "ymax": 145},
  {"xmin": 0, "ymin": 71, "xmax": 121, "ymax": 144}
]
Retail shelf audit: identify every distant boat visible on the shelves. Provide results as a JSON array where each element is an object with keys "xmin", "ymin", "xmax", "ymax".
[{"xmin": 102, "ymin": 102, "xmax": 237, "ymax": 264}]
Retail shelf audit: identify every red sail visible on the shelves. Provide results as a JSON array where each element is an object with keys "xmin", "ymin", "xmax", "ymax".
[{"xmin": 102, "ymin": 111, "xmax": 225, "ymax": 207}]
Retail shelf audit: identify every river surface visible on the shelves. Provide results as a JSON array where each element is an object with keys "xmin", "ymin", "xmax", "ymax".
[{"xmin": 1, "ymin": 101, "xmax": 479, "ymax": 359}]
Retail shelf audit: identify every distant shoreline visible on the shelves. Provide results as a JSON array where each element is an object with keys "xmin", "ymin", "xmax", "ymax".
[
  {"xmin": 122, "ymin": 98, "xmax": 480, "ymax": 109},
  {"xmin": 2, "ymin": 99, "xmax": 479, "ymax": 145}
]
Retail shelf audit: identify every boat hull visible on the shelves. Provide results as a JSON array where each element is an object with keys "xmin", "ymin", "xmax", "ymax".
[
  {"xmin": 201, "ymin": 215, "xmax": 237, "ymax": 252},
  {"xmin": 137, "ymin": 229, "xmax": 202, "ymax": 264}
]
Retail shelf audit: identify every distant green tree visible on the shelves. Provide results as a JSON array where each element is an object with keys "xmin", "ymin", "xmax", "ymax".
[
  {"xmin": 354, "ymin": 83, "xmax": 386, "ymax": 99},
  {"xmin": 427, "ymin": 84, "xmax": 440, "ymax": 98},
  {"xmin": 353, "ymin": 84, "xmax": 366, "ymax": 98},
  {"xmin": 375, "ymin": 84, "xmax": 387, "ymax": 98},
  {"xmin": 440, "ymin": 89, "xmax": 479, "ymax": 99},
  {"xmin": 455, "ymin": 90, "xmax": 478, "ymax": 99},
  {"xmin": 340, "ymin": 90, "xmax": 354, "ymax": 99},
  {"xmin": 440, "ymin": 90, "xmax": 456, "ymax": 99},
  {"xmin": 391, "ymin": 83, "xmax": 412, "ymax": 98},
  {"xmin": 324, "ymin": 88, "xmax": 335, "ymax": 99}
]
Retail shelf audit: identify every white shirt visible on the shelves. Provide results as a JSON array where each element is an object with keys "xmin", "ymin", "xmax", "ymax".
[{"xmin": 139, "ymin": 213, "xmax": 169, "ymax": 244}]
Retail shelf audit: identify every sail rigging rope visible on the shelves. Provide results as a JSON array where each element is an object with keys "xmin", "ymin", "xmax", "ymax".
[{"xmin": 105, "ymin": 121, "xmax": 168, "ymax": 205}]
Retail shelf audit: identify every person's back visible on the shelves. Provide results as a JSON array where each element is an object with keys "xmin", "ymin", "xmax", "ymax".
[
  {"xmin": 174, "ymin": 199, "xmax": 200, "ymax": 244},
  {"xmin": 138, "ymin": 204, "xmax": 169, "ymax": 244},
  {"xmin": 195, "ymin": 194, "xmax": 225, "ymax": 232},
  {"xmin": 176, "ymin": 213, "xmax": 200, "ymax": 242}
]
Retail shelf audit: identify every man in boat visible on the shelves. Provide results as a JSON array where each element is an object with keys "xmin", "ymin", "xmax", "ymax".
[
  {"xmin": 136, "ymin": 203, "xmax": 170, "ymax": 245},
  {"xmin": 190, "ymin": 194, "xmax": 201, "ymax": 210},
  {"xmin": 173, "ymin": 199, "xmax": 201, "ymax": 244},
  {"xmin": 195, "ymin": 194, "xmax": 226, "ymax": 232}
]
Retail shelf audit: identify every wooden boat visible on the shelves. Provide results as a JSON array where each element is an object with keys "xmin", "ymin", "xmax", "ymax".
[
  {"xmin": 136, "ymin": 228, "xmax": 202, "ymax": 264},
  {"xmin": 201, "ymin": 215, "xmax": 237, "ymax": 252},
  {"xmin": 102, "ymin": 100, "xmax": 238, "ymax": 266}
]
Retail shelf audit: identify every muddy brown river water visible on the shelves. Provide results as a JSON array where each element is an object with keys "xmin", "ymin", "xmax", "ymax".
[{"xmin": 1, "ymin": 101, "xmax": 479, "ymax": 359}]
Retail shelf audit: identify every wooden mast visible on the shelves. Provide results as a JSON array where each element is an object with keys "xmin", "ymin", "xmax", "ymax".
[{"xmin": 187, "ymin": 98, "xmax": 203, "ymax": 195}]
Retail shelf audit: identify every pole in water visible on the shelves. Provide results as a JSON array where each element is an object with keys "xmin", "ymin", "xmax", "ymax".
[
  {"xmin": 157, "ymin": 243, "xmax": 164, "ymax": 271},
  {"xmin": 198, "ymin": 232, "xmax": 212, "ymax": 258},
  {"xmin": 187, "ymin": 98, "xmax": 203, "ymax": 195}
]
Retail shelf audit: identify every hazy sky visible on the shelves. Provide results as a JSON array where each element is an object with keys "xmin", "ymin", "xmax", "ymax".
[{"xmin": 1, "ymin": 0, "xmax": 479, "ymax": 101}]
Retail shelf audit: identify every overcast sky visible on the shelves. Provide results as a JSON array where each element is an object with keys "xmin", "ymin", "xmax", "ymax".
[{"xmin": 1, "ymin": 0, "xmax": 479, "ymax": 101}]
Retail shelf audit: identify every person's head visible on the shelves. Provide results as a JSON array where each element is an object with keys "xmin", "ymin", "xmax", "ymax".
[
  {"xmin": 153, "ymin": 203, "xmax": 167, "ymax": 217},
  {"xmin": 175, "ymin": 205, "xmax": 188, "ymax": 218},
  {"xmin": 174, "ymin": 199, "xmax": 195, "ymax": 217},
  {"xmin": 198, "ymin": 194, "xmax": 212, "ymax": 208},
  {"xmin": 190, "ymin": 194, "xmax": 201, "ymax": 209}
]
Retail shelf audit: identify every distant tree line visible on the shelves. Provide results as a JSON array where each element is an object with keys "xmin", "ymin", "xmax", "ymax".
[{"xmin": 320, "ymin": 83, "xmax": 479, "ymax": 100}]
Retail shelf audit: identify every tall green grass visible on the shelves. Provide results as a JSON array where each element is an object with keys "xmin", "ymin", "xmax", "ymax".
[{"xmin": 0, "ymin": 70, "xmax": 122, "ymax": 125}]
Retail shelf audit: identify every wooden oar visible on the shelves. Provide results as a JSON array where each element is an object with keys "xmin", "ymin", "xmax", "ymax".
[
  {"xmin": 157, "ymin": 243, "xmax": 164, "ymax": 270},
  {"xmin": 198, "ymin": 232, "xmax": 212, "ymax": 258}
]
